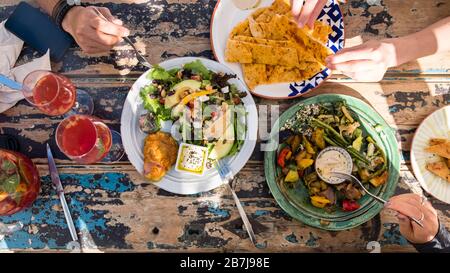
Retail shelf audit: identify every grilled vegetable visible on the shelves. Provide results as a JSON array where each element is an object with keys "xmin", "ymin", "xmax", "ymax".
[
  {"xmin": 311, "ymin": 196, "xmax": 331, "ymax": 208},
  {"xmin": 341, "ymin": 106, "xmax": 354, "ymax": 123},
  {"xmin": 342, "ymin": 199, "xmax": 360, "ymax": 211},
  {"xmin": 285, "ymin": 169, "xmax": 300, "ymax": 183},
  {"xmin": 298, "ymin": 159, "xmax": 314, "ymax": 169},
  {"xmin": 277, "ymin": 147, "xmax": 291, "ymax": 168},
  {"xmin": 369, "ymin": 171, "xmax": 388, "ymax": 187},
  {"xmin": 312, "ymin": 128, "xmax": 326, "ymax": 149},
  {"xmin": 291, "ymin": 135, "xmax": 301, "ymax": 153},
  {"xmin": 303, "ymin": 137, "xmax": 316, "ymax": 154},
  {"xmin": 352, "ymin": 135, "xmax": 363, "ymax": 151}
]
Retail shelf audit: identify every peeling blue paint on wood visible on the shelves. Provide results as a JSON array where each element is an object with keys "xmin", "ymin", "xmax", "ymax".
[
  {"xmin": 380, "ymin": 223, "xmax": 409, "ymax": 246},
  {"xmin": 254, "ymin": 210, "xmax": 270, "ymax": 217},
  {"xmin": 0, "ymin": 173, "xmax": 134, "ymax": 250},
  {"xmin": 306, "ymin": 232, "xmax": 320, "ymax": 247},
  {"xmin": 207, "ymin": 207, "xmax": 230, "ymax": 218},
  {"xmin": 285, "ymin": 233, "xmax": 299, "ymax": 244}
]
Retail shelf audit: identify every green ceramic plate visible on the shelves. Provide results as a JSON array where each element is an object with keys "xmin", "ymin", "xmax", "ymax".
[{"xmin": 264, "ymin": 94, "xmax": 400, "ymax": 231}]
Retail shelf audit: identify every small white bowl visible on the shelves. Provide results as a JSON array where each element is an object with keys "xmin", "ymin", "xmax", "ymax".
[
  {"xmin": 315, "ymin": 146, "xmax": 353, "ymax": 185},
  {"xmin": 175, "ymin": 143, "xmax": 209, "ymax": 176}
]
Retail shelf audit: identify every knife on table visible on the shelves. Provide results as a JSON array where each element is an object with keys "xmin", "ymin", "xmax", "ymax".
[{"xmin": 46, "ymin": 143, "xmax": 80, "ymax": 250}]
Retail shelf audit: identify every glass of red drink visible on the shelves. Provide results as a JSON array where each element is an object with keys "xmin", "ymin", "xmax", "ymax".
[
  {"xmin": 56, "ymin": 115, "xmax": 124, "ymax": 164},
  {"xmin": 22, "ymin": 71, "xmax": 93, "ymax": 116},
  {"xmin": 0, "ymin": 149, "xmax": 41, "ymax": 216}
]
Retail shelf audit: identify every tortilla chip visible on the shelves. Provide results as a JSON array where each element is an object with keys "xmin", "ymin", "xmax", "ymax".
[
  {"xmin": 248, "ymin": 16, "xmax": 268, "ymax": 38},
  {"xmin": 253, "ymin": 6, "xmax": 274, "ymax": 23},
  {"xmin": 230, "ymin": 19, "xmax": 251, "ymax": 38},
  {"xmin": 266, "ymin": 62, "xmax": 323, "ymax": 84},
  {"xmin": 232, "ymin": 35, "xmax": 316, "ymax": 66},
  {"xmin": 266, "ymin": 65, "xmax": 303, "ymax": 83},
  {"xmin": 233, "ymin": 35, "xmax": 293, "ymax": 47},
  {"xmin": 302, "ymin": 62, "xmax": 324, "ymax": 78},
  {"xmin": 429, "ymin": 138, "xmax": 449, "ymax": 146},
  {"xmin": 242, "ymin": 64, "xmax": 267, "ymax": 90},
  {"xmin": 225, "ymin": 39, "xmax": 299, "ymax": 67},
  {"xmin": 426, "ymin": 161, "xmax": 450, "ymax": 183},
  {"xmin": 253, "ymin": 0, "xmax": 290, "ymax": 23},
  {"xmin": 252, "ymin": 16, "xmax": 289, "ymax": 40},
  {"xmin": 271, "ymin": 14, "xmax": 332, "ymax": 64},
  {"xmin": 268, "ymin": 0, "xmax": 291, "ymax": 15},
  {"xmin": 226, "ymin": 0, "xmax": 334, "ymax": 90},
  {"xmin": 248, "ymin": 14, "xmax": 332, "ymax": 64},
  {"xmin": 425, "ymin": 140, "xmax": 450, "ymax": 159},
  {"xmin": 303, "ymin": 21, "xmax": 334, "ymax": 45}
]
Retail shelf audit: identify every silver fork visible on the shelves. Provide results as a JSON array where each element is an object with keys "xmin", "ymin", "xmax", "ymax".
[
  {"xmin": 331, "ymin": 172, "xmax": 424, "ymax": 228},
  {"xmin": 215, "ymin": 160, "xmax": 257, "ymax": 246},
  {"xmin": 92, "ymin": 7, "xmax": 153, "ymax": 69}
]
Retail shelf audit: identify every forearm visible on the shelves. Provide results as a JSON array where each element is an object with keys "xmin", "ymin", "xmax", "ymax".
[
  {"xmin": 35, "ymin": 0, "xmax": 60, "ymax": 15},
  {"xmin": 390, "ymin": 17, "xmax": 450, "ymax": 67},
  {"xmin": 412, "ymin": 222, "xmax": 450, "ymax": 253}
]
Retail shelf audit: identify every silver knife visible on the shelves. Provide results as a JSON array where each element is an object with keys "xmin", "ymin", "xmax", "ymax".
[{"xmin": 46, "ymin": 144, "xmax": 80, "ymax": 248}]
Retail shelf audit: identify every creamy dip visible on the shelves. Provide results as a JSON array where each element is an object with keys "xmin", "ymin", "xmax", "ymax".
[
  {"xmin": 316, "ymin": 147, "xmax": 353, "ymax": 184},
  {"xmin": 175, "ymin": 143, "xmax": 208, "ymax": 176},
  {"xmin": 232, "ymin": 0, "xmax": 261, "ymax": 10}
]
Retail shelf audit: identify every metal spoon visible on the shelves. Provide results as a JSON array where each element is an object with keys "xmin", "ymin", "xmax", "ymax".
[
  {"xmin": 331, "ymin": 171, "xmax": 424, "ymax": 228},
  {"xmin": 91, "ymin": 7, "xmax": 153, "ymax": 69}
]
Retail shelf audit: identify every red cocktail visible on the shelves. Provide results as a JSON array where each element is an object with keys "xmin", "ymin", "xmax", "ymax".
[
  {"xmin": 22, "ymin": 71, "xmax": 76, "ymax": 116},
  {"xmin": 56, "ymin": 115, "xmax": 113, "ymax": 164},
  {"xmin": 0, "ymin": 149, "xmax": 41, "ymax": 216}
]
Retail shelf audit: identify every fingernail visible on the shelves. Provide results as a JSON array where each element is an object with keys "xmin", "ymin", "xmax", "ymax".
[
  {"xmin": 383, "ymin": 201, "xmax": 391, "ymax": 208},
  {"xmin": 397, "ymin": 215, "xmax": 408, "ymax": 221},
  {"xmin": 114, "ymin": 19, "xmax": 123, "ymax": 25},
  {"xmin": 123, "ymin": 29, "xmax": 130, "ymax": 37}
]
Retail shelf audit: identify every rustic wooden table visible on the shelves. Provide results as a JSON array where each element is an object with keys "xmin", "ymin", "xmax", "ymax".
[{"xmin": 0, "ymin": 0, "xmax": 449, "ymax": 253}]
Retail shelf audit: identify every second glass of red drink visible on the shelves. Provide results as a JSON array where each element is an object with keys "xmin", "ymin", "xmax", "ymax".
[
  {"xmin": 56, "ymin": 115, "xmax": 124, "ymax": 164},
  {"xmin": 22, "ymin": 71, "xmax": 94, "ymax": 116}
]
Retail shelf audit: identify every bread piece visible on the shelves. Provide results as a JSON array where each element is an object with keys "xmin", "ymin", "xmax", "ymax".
[
  {"xmin": 426, "ymin": 161, "xmax": 450, "ymax": 183},
  {"xmin": 425, "ymin": 139, "xmax": 450, "ymax": 159}
]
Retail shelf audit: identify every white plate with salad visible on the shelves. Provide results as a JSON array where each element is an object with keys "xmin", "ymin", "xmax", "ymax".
[{"xmin": 121, "ymin": 57, "xmax": 258, "ymax": 195}]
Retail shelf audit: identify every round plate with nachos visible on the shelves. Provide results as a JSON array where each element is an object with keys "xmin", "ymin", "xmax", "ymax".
[{"xmin": 211, "ymin": 0, "xmax": 345, "ymax": 99}]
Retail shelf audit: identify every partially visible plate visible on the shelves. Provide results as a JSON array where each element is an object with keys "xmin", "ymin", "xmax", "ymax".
[
  {"xmin": 264, "ymin": 94, "xmax": 400, "ymax": 231},
  {"xmin": 121, "ymin": 57, "xmax": 258, "ymax": 195},
  {"xmin": 411, "ymin": 105, "xmax": 450, "ymax": 204},
  {"xmin": 211, "ymin": 0, "xmax": 345, "ymax": 99}
]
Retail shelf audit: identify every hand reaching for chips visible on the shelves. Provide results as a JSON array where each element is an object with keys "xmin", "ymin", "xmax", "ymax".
[{"xmin": 291, "ymin": 0, "xmax": 328, "ymax": 28}]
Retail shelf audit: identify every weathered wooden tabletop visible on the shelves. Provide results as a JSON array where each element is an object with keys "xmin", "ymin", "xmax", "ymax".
[{"xmin": 0, "ymin": 0, "xmax": 449, "ymax": 253}]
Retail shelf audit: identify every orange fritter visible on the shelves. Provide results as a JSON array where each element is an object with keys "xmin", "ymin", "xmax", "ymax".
[{"xmin": 143, "ymin": 132, "xmax": 178, "ymax": 182}]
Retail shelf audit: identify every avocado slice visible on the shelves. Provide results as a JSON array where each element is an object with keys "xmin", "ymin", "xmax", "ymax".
[
  {"xmin": 165, "ymin": 80, "xmax": 201, "ymax": 109},
  {"xmin": 209, "ymin": 107, "xmax": 235, "ymax": 160}
]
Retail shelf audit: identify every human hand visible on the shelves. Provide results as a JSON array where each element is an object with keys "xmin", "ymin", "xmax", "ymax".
[
  {"xmin": 62, "ymin": 6, "xmax": 130, "ymax": 54},
  {"xmin": 291, "ymin": 0, "xmax": 328, "ymax": 28},
  {"xmin": 384, "ymin": 193, "xmax": 439, "ymax": 244},
  {"xmin": 325, "ymin": 39, "xmax": 398, "ymax": 82}
]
